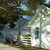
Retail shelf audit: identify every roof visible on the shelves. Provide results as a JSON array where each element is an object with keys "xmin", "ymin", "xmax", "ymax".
[
  {"xmin": 43, "ymin": 4, "xmax": 50, "ymax": 8},
  {"xmin": 28, "ymin": 4, "xmax": 50, "ymax": 26}
]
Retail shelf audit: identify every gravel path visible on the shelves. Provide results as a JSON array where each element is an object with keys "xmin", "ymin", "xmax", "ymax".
[{"xmin": 0, "ymin": 43, "xmax": 22, "ymax": 50}]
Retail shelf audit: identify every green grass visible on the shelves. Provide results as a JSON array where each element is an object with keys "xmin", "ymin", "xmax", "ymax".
[{"xmin": 20, "ymin": 46, "xmax": 48, "ymax": 50}]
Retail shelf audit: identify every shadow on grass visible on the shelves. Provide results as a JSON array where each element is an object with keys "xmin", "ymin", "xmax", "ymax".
[{"xmin": 3, "ymin": 43, "xmax": 48, "ymax": 50}]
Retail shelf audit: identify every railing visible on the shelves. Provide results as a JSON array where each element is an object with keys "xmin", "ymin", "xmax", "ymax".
[{"xmin": 21, "ymin": 36, "xmax": 31, "ymax": 45}]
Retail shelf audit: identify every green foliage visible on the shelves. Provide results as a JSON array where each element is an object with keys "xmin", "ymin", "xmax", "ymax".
[
  {"xmin": 26, "ymin": 0, "xmax": 46, "ymax": 9},
  {"xmin": 0, "ymin": 0, "xmax": 21, "ymax": 3},
  {"xmin": 0, "ymin": 1, "xmax": 22, "ymax": 25},
  {"xmin": 24, "ymin": 34, "xmax": 31, "ymax": 38},
  {"xmin": 0, "ymin": 15, "xmax": 8, "ymax": 24},
  {"xmin": 0, "ymin": 0, "xmax": 46, "ymax": 25},
  {"xmin": 48, "ymin": 1, "xmax": 50, "ymax": 5},
  {"xmin": 23, "ymin": 10, "xmax": 34, "ymax": 16}
]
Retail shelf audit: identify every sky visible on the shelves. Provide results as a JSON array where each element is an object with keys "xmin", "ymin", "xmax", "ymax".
[
  {"xmin": 45, "ymin": 0, "xmax": 50, "ymax": 3},
  {"xmin": 20, "ymin": 4, "xmax": 28, "ymax": 11}
]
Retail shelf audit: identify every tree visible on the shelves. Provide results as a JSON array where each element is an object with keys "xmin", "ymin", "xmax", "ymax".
[
  {"xmin": 48, "ymin": 1, "xmax": 50, "ymax": 5},
  {"xmin": 0, "ymin": 1, "xmax": 23, "ymax": 25},
  {"xmin": 0, "ymin": 0, "xmax": 46, "ymax": 25},
  {"xmin": 25, "ymin": 0, "xmax": 46, "ymax": 9}
]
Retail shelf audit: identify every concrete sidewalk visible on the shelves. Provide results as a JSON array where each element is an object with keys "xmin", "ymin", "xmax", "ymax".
[{"xmin": 0, "ymin": 43, "xmax": 22, "ymax": 50}]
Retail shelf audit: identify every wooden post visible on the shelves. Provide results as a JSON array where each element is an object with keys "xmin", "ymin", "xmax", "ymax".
[{"xmin": 39, "ymin": 13, "xmax": 42, "ymax": 48}]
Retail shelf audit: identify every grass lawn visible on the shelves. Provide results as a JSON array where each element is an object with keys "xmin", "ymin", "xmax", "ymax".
[{"xmin": 3, "ymin": 43, "xmax": 48, "ymax": 50}]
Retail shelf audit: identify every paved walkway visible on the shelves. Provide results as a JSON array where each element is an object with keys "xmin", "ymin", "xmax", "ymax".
[{"xmin": 0, "ymin": 43, "xmax": 22, "ymax": 50}]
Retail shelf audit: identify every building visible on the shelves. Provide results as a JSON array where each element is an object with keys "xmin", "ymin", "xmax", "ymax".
[{"xmin": 28, "ymin": 4, "xmax": 50, "ymax": 49}]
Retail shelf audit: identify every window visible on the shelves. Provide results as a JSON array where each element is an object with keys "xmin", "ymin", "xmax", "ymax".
[{"xmin": 34, "ymin": 27, "xmax": 39, "ymax": 39}]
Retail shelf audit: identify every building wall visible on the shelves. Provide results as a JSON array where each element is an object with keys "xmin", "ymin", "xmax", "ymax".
[
  {"xmin": 30, "ymin": 6, "xmax": 50, "ymax": 49},
  {"xmin": 0, "ymin": 23, "xmax": 18, "ymax": 38},
  {"xmin": 4, "ymin": 28, "xmax": 18, "ymax": 37}
]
